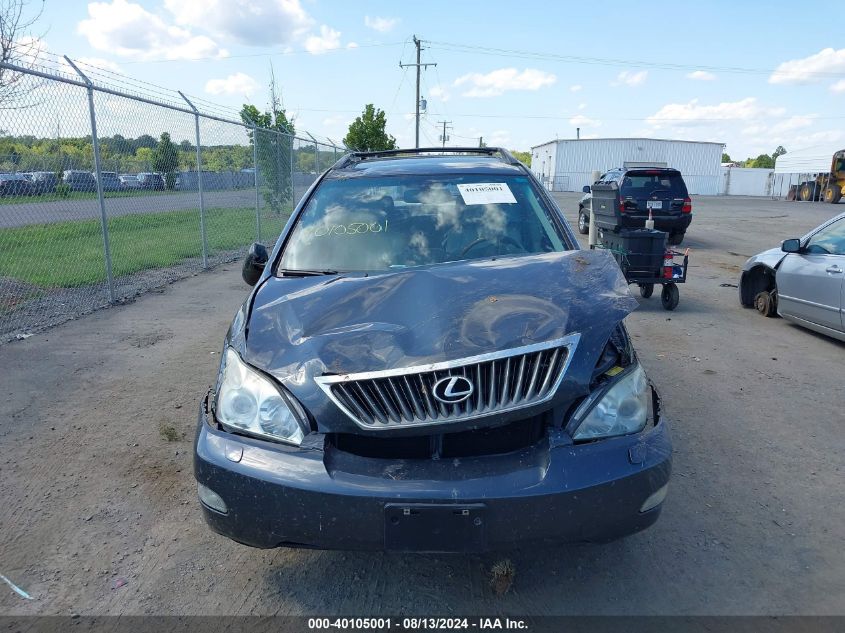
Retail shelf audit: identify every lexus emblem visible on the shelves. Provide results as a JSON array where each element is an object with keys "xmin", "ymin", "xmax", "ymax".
[{"xmin": 432, "ymin": 376, "xmax": 474, "ymax": 404}]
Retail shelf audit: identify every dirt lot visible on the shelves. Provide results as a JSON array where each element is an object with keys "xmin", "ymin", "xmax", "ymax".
[{"xmin": 0, "ymin": 195, "xmax": 843, "ymax": 616}]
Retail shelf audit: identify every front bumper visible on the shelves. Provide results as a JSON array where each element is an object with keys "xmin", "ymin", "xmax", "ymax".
[{"xmin": 194, "ymin": 400, "xmax": 672, "ymax": 552}]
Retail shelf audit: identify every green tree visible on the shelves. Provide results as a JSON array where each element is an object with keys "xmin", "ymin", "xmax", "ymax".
[
  {"xmin": 721, "ymin": 152, "xmax": 731, "ymax": 163},
  {"xmin": 296, "ymin": 147, "xmax": 316, "ymax": 173},
  {"xmin": 343, "ymin": 104, "xmax": 396, "ymax": 152},
  {"xmin": 241, "ymin": 102, "xmax": 295, "ymax": 214},
  {"xmin": 152, "ymin": 132, "xmax": 179, "ymax": 189},
  {"xmin": 511, "ymin": 150, "xmax": 531, "ymax": 166},
  {"xmin": 773, "ymin": 145, "xmax": 787, "ymax": 163},
  {"xmin": 751, "ymin": 154, "xmax": 775, "ymax": 169}
]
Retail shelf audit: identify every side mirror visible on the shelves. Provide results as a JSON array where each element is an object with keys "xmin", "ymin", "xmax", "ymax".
[
  {"xmin": 242, "ymin": 242, "xmax": 269, "ymax": 286},
  {"xmin": 582, "ymin": 185, "xmax": 591, "ymax": 194},
  {"xmin": 781, "ymin": 238, "xmax": 801, "ymax": 253}
]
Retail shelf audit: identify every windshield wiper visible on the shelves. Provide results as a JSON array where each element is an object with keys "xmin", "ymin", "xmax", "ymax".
[{"xmin": 278, "ymin": 268, "xmax": 341, "ymax": 277}]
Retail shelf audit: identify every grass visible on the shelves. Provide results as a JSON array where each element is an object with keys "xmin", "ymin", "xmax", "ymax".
[{"xmin": 0, "ymin": 206, "xmax": 289, "ymax": 288}]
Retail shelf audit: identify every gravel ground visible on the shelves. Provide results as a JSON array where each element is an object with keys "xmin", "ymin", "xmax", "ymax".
[{"xmin": 0, "ymin": 195, "xmax": 843, "ymax": 616}]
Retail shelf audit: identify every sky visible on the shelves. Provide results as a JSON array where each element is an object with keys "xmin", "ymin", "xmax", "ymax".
[{"xmin": 12, "ymin": 0, "xmax": 845, "ymax": 159}]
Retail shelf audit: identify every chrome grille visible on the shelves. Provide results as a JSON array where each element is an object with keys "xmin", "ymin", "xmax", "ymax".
[{"xmin": 315, "ymin": 334, "xmax": 579, "ymax": 429}]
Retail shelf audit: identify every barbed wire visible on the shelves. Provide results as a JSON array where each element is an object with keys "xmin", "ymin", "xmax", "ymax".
[{"xmin": 1, "ymin": 53, "xmax": 342, "ymax": 149}]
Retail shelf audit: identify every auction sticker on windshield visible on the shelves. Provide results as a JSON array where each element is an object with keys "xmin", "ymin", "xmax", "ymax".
[{"xmin": 457, "ymin": 182, "xmax": 517, "ymax": 205}]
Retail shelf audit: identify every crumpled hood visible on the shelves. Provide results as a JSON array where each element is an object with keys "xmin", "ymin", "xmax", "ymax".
[
  {"xmin": 742, "ymin": 246, "xmax": 787, "ymax": 272},
  {"xmin": 236, "ymin": 249, "xmax": 638, "ymax": 433}
]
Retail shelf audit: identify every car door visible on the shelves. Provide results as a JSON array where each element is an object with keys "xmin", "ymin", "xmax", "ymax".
[{"xmin": 776, "ymin": 217, "xmax": 845, "ymax": 332}]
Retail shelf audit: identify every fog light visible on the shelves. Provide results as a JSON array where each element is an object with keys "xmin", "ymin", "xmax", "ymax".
[
  {"xmin": 639, "ymin": 484, "xmax": 668, "ymax": 513},
  {"xmin": 197, "ymin": 482, "xmax": 228, "ymax": 514}
]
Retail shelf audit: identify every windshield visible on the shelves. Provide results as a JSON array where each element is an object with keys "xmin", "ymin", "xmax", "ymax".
[
  {"xmin": 620, "ymin": 171, "xmax": 688, "ymax": 198},
  {"xmin": 278, "ymin": 173, "xmax": 568, "ymax": 272}
]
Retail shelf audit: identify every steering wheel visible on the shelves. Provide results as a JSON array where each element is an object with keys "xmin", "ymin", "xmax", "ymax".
[{"xmin": 459, "ymin": 235, "xmax": 524, "ymax": 258}]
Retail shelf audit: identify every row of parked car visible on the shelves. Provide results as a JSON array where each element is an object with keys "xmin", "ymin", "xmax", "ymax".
[{"xmin": 0, "ymin": 171, "xmax": 166, "ymax": 196}]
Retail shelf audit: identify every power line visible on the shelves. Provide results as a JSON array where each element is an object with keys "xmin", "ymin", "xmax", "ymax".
[
  {"xmin": 280, "ymin": 106, "xmax": 845, "ymax": 123},
  {"xmin": 119, "ymin": 41, "xmax": 406, "ymax": 65},
  {"xmin": 426, "ymin": 40, "xmax": 845, "ymax": 79}
]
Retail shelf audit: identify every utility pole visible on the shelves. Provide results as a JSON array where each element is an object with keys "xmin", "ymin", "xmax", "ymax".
[
  {"xmin": 438, "ymin": 120, "xmax": 452, "ymax": 148},
  {"xmin": 400, "ymin": 35, "xmax": 436, "ymax": 148},
  {"xmin": 478, "ymin": 136, "xmax": 484, "ymax": 148}
]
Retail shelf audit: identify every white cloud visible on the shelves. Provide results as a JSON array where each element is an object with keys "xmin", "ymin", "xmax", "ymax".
[
  {"xmin": 569, "ymin": 114, "xmax": 600, "ymax": 128},
  {"xmin": 321, "ymin": 115, "xmax": 346, "ymax": 127},
  {"xmin": 569, "ymin": 84, "xmax": 582, "ymax": 92},
  {"xmin": 613, "ymin": 70, "xmax": 648, "ymax": 87},
  {"xmin": 429, "ymin": 85, "xmax": 450, "ymax": 102},
  {"xmin": 78, "ymin": 0, "xmax": 226, "ymax": 60},
  {"xmin": 204, "ymin": 72, "xmax": 259, "ymax": 96},
  {"xmin": 164, "ymin": 0, "xmax": 312, "ymax": 47},
  {"xmin": 578, "ymin": 102, "xmax": 587, "ymax": 110},
  {"xmin": 453, "ymin": 68, "xmax": 556, "ymax": 98},
  {"xmin": 687, "ymin": 70, "xmax": 716, "ymax": 81},
  {"xmin": 364, "ymin": 15, "xmax": 399, "ymax": 33},
  {"xmin": 769, "ymin": 47, "xmax": 845, "ymax": 85},
  {"xmin": 831, "ymin": 79, "xmax": 845, "ymax": 93},
  {"xmin": 346, "ymin": 42, "xmax": 359, "ymax": 49},
  {"xmin": 770, "ymin": 115, "xmax": 816, "ymax": 134},
  {"xmin": 304, "ymin": 25, "xmax": 342, "ymax": 54},
  {"xmin": 646, "ymin": 97, "xmax": 784, "ymax": 128},
  {"xmin": 486, "ymin": 130, "xmax": 511, "ymax": 146}
]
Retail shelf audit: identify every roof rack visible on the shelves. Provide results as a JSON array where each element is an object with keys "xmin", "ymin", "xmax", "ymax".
[{"xmin": 331, "ymin": 147, "xmax": 522, "ymax": 169}]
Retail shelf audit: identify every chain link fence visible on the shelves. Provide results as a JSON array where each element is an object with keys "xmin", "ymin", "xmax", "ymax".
[{"xmin": 0, "ymin": 57, "xmax": 343, "ymax": 343}]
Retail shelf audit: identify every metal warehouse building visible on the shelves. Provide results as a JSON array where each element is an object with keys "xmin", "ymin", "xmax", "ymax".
[
  {"xmin": 771, "ymin": 143, "xmax": 843, "ymax": 198},
  {"xmin": 530, "ymin": 138, "xmax": 725, "ymax": 195}
]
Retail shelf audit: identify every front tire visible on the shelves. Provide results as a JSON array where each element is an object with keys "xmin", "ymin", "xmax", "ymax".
[
  {"xmin": 577, "ymin": 211, "xmax": 589, "ymax": 234},
  {"xmin": 639, "ymin": 283, "xmax": 654, "ymax": 298},
  {"xmin": 824, "ymin": 185, "xmax": 842, "ymax": 204},
  {"xmin": 799, "ymin": 182, "xmax": 818, "ymax": 202},
  {"xmin": 754, "ymin": 290, "xmax": 778, "ymax": 317}
]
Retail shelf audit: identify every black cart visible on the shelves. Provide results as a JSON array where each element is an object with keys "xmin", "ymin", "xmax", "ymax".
[{"xmin": 593, "ymin": 227, "xmax": 689, "ymax": 311}]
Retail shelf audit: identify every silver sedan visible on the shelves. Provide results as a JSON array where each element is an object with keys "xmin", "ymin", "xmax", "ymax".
[{"xmin": 739, "ymin": 211, "xmax": 845, "ymax": 342}]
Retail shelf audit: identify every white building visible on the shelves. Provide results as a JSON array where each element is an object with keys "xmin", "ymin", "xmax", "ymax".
[
  {"xmin": 772, "ymin": 144, "xmax": 843, "ymax": 198},
  {"xmin": 530, "ymin": 137, "xmax": 725, "ymax": 195}
]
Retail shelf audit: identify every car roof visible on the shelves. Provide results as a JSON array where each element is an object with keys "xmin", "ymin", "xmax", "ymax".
[
  {"xmin": 617, "ymin": 167, "xmax": 681, "ymax": 174},
  {"xmin": 326, "ymin": 148, "xmax": 527, "ymax": 178}
]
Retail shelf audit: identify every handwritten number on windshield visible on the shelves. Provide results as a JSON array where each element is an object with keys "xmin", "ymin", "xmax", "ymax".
[{"xmin": 310, "ymin": 220, "xmax": 388, "ymax": 238}]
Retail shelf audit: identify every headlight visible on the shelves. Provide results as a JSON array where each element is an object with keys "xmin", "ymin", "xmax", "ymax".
[
  {"xmin": 571, "ymin": 364, "xmax": 649, "ymax": 441},
  {"xmin": 214, "ymin": 348, "xmax": 305, "ymax": 446}
]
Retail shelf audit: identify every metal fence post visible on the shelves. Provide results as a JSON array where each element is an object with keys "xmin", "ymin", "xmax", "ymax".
[
  {"xmin": 179, "ymin": 92, "xmax": 208, "ymax": 268},
  {"xmin": 64, "ymin": 56, "xmax": 115, "ymax": 303},
  {"xmin": 289, "ymin": 133, "xmax": 295, "ymax": 209},
  {"xmin": 251, "ymin": 123, "xmax": 261, "ymax": 242},
  {"xmin": 327, "ymin": 138, "xmax": 339, "ymax": 162}
]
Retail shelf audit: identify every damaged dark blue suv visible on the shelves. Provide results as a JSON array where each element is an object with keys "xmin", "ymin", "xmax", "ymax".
[{"xmin": 194, "ymin": 148, "xmax": 671, "ymax": 552}]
